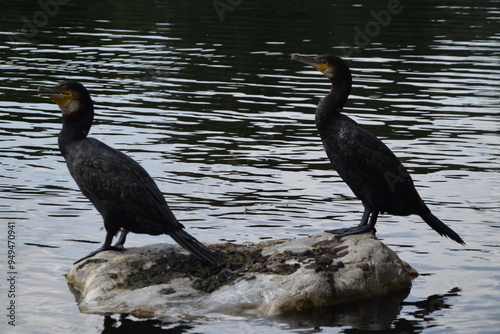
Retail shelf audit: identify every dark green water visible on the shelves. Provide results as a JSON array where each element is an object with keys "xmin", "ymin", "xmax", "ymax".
[{"xmin": 1, "ymin": 0, "xmax": 499, "ymax": 333}]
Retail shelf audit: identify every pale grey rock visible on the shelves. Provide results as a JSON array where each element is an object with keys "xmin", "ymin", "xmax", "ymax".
[{"xmin": 66, "ymin": 233, "xmax": 417, "ymax": 320}]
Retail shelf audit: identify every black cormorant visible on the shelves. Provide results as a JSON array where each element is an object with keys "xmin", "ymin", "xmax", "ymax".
[
  {"xmin": 38, "ymin": 81, "xmax": 222, "ymax": 264},
  {"xmin": 292, "ymin": 55, "xmax": 464, "ymax": 245}
]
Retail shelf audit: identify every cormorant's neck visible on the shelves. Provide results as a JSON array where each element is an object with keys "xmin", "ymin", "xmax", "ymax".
[
  {"xmin": 58, "ymin": 104, "xmax": 94, "ymax": 156},
  {"xmin": 316, "ymin": 76, "xmax": 352, "ymax": 127}
]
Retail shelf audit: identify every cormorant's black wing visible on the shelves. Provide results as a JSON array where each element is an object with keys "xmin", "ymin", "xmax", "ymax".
[
  {"xmin": 338, "ymin": 122, "xmax": 409, "ymax": 188},
  {"xmin": 67, "ymin": 138, "xmax": 180, "ymax": 227},
  {"xmin": 334, "ymin": 118, "xmax": 425, "ymax": 212}
]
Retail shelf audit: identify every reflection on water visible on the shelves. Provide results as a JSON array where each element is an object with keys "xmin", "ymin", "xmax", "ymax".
[
  {"xmin": 96, "ymin": 288, "xmax": 459, "ymax": 333},
  {"xmin": 273, "ymin": 289, "xmax": 412, "ymax": 332},
  {"xmin": 1, "ymin": 0, "xmax": 499, "ymax": 333},
  {"xmin": 101, "ymin": 316, "xmax": 192, "ymax": 334}
]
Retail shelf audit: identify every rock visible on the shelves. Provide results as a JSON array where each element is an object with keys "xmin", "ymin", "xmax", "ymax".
[{"xmin": 66, "ymin": 232, "xmax": 418, "ymax": 319}]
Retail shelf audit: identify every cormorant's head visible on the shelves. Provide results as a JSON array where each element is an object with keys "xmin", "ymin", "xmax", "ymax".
[
  {"xmin": 291, "ymin": 54, "xmax": 350, "ymax": 81},
  {"xmin": 38, "ymin": 81, "xmax": 92, "ymax": 115}
]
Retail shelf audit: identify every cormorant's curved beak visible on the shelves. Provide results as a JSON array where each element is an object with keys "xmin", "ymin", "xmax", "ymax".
[
  {"xmin": 291, "ymin": 55, "xmax": 328, "ymax": 73},
  {"xmin": 291, "ymin": 55, "xmax": 316, "ymax": 67},
  {"xmin": 38, "ymin": 85, "xmax": 72, "ymax": 106},
  {"xmin": 38, "ymin": 85, "xmax": 62, "ymax": 98}
]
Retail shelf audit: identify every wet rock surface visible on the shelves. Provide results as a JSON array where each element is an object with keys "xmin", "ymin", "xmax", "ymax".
[{"xmin": 66, "ymin": 232, "xmax": 418, "ymax": 319}]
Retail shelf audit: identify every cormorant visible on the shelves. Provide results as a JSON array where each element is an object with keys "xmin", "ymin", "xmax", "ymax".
[
  {"xmin": 292, "ymin": 55, "xmax": 464, "ymax": 245},
  {"xmin": 38, "ymin": 81, "xmax": 222, "ymax": 264}
]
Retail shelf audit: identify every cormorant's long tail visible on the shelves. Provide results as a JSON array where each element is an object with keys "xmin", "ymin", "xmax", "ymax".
[
  {"xmin": 169, "ymin": 229, "xmax": 222, "ymax": 265},
  {"xmin": 420, "ymin": 212, "xmax": 465, "ymax": 245}
]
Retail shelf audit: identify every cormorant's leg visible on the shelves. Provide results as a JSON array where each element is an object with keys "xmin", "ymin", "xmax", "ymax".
[
  {"xmin": 112, "ymin": 229, "xmax": 129, "ymax": 249},
  {"xmin": 358, "ymin": 206, "xmax": 371, "ymax": 226},
  {"xmin": 366, "ymin": 211, "xmax": 379, "ymax": 230},
  {"xmin": 74, "ymin": 230, "xmax": 126, "ymax": 264},
  {"xmin": 326, "ymin": 206, "xmax": 377, "ymax": 236}
]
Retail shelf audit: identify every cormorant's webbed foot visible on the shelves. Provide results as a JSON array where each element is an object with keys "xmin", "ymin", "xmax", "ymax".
[
  {"xmin": 327, "ymin": 211, "xmax": 378, "ymax": 238},
  {"xmin": 325, "ymin": 225, "xmax": 376, "ymax": 237},
  {"xmin": 74, "ymin": 230, "xmax": 129, "ymax": 264},
  {"xmin": 74, "ymin": 245, "xmax": 125, "ymax": 264}
]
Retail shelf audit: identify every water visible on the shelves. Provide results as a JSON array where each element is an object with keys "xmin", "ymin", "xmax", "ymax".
[{"xmin": 1, "ymin": 0, "xmax": 499, "ymax": 333}]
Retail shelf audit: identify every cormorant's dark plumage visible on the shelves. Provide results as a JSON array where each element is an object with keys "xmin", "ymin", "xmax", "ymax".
[
  {"xmin": 292, "ymin": 55, "xmax": 464, "ymax": 245},
  {"xmin": 39, "ymin": 81, "xmax": 221, "ymax": 264}
]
